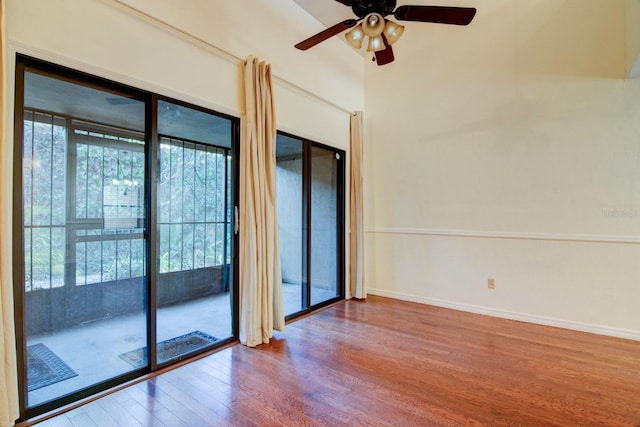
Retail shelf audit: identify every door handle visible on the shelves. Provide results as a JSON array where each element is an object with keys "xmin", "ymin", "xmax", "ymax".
[{"xmin": 234, "ymin": 206, "xmax": 239, "ymax": 234}]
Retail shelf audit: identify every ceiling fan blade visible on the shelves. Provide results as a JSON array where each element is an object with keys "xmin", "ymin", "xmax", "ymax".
[
  {"xmin": 374, "ymin": 34, "xmax": 394, "ymax": 66},
  {"xmin": 334, "ymin": 0, "xmax": 353, "ymax": 5},
  {"xmin": 295, "ymin": 19, "xmax": 358, "ymax": 50},
  {"xmin": 394, "ymin": 6, "xmax": 477, "ymax": 25}
]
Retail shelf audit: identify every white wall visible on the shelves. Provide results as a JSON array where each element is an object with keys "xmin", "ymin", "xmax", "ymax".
[{"xmin": 364, "ymin": 0, "xmax": 640, "ymax": 339}]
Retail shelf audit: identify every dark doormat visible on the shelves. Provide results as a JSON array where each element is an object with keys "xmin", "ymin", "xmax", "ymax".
[
  {"xmin": 27, "ymin": 343, "xmax": 78, "ymax": 392},
  {"xmin": 119, "ymin": 331, "xmax": 219, "ymax": 368}
]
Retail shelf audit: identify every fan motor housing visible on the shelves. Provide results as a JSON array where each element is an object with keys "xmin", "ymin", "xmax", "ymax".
[{"xmin": 352, "ymin": 0, "xmax": 397, "ymax": 18}]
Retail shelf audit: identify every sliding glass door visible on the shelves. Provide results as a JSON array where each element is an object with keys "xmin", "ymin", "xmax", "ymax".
[
  {"xmin": 275, "ymin": 133, "xmax": 344, "ymax": 318},
  {"xmin": 14, "ymin": 57, "xmax": 237, "ymax": 419},
  {"xmin": 310, "ymin": 146, "xmax": 342, "ymax": 306},
  {"xmin": 155, "ymin": 100, "xmax": 234, "ymax": 365},
  {"xmin": 275, "ymin": 135, "xmax": 307, "ymax": 315},
  {"xmin": 19, "ymin": 68, "xmax": 149, "ymax": 409}
]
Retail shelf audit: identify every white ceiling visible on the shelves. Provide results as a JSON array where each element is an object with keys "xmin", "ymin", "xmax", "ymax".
[
  {"xmin": 292, "ymin": 0, "xmax": 364, "ymax": 55},
  {"xmin": 292, "ymin": 0, "xmax": 354, "ymax": 28}
]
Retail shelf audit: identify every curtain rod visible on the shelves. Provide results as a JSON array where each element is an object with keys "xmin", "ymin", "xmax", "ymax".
[{"xmin": 108, "ymin": 0, "xmax": 356, "ymax": 117}]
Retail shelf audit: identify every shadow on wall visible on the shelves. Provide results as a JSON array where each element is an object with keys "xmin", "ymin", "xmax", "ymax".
[
  {"xmin": 400, "ymin": 0, "xmax": 627, "ymax": 80},
  {"xmin": 368, "ymin": 0, "xmax": 628, "ymax": 149},
  {"xmin": 514, "ymin": 0, "xmax": 625, "ymax": 79},
  {"xmin": 627, "ymin": 0, "xmax": 640, "ymax": 78},
  {"xmin": 398, "ymin": 0, "xmax": 630, "ymax": 147}
]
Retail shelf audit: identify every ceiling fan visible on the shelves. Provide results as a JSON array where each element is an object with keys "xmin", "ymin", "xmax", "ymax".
[{"xmin": 295, "ymin": 0, "xmax": 476, "ymax": 66}]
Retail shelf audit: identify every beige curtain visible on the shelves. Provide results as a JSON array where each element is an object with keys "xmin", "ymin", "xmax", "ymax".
[
  {"xmin": 0, "ymin": 1, "xmax": 20, "ymax": 425},
  {"xmin": 349, "ymin": 111, "xmax": 366, "ymax": 299},
  {"xmin": 239, "ymin": 55, "xmax": 284, "ymax": 347}
]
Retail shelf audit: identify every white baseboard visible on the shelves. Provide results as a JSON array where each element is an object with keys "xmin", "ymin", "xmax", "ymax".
[{"xmin": 367, "ymin": 288, "xmax": 640, "ymax": 342}]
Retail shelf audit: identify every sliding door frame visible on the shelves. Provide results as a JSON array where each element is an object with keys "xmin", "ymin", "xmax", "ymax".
[
  {"xmin": 309, "ymin": 140, "xmax": 346, "ymax": 311},
  {"xmin": 147, "ymin": 95, "xmax": 159, "ymax": 373},
  {"xmin": 278, "ymin": 131, "xmax": 346, "ymax": 321},
  {"xmin": 13, "ymin": 56, "xmax": 152, "ymax": 419},
  {"xmin": 153, "ymin": 94, "xmax": 240, "ymax": 370},
  {"xmin": 12, "ymin": 55, "xmax": 240, "ymax": 421}
]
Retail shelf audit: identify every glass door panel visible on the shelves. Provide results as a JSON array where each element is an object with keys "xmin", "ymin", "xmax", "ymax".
[
  {"xmin": 275, "ymin": 135, "xmax": 306, "ymax": 316},
  {"xmin": 16, "ymin": 59, "xmax": 240, "ymax": 419},
  {"xmin": 276, "ymin": 132, "xmax": 344, "ymax": 318},
  {"xmin": 155, "ymin": 101, "xmax": 234, "ymax": 364},
  {"xmin": 22, "ymin": 70, "xmax": 147, "ymax": 407},
  {"xmin": 310, "ymin": 146, "xmax": 341, "ymax": 306}
]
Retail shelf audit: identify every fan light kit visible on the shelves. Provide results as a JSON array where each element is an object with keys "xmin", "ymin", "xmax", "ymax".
[
  {"xmin": 295, "ymin": 0, "xmax": 476, "ymax": 66},
  {"xmin": 347, "ymin": 13, "xmax": 402, "ymax": 52}
]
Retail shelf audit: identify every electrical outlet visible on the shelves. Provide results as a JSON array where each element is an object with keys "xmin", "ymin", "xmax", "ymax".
[{"xmin": 488, "ymin": 278, "xmax": 495, "ymax": 289}]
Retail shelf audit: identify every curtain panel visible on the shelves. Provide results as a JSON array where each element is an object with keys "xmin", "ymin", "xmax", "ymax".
[
  {"xmin": 0, "ymin": 0, "xmax": 20, "ymax": 424},
  {"xmin": 239, "ymin": 55, "xmax": 284, "ymax": 347},
  {"xmin": 349, "ymin": 111, "xmax": 366, "ymax": 299}
]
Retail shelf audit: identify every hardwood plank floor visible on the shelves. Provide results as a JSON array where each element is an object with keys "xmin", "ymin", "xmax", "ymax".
[{"xmin": 27, "ymin": 296, "xmax": 640, "ymax": 426}]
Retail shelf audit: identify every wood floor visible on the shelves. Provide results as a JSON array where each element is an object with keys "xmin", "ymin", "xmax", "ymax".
[{"xmin": 29, "ymin": 296, "xmax": 640, "ymax": 426}]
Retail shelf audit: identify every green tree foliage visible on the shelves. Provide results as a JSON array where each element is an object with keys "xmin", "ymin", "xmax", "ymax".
[{"xmin": 24, "ymin": 112, "xmax": 232, "ymax": 291}]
